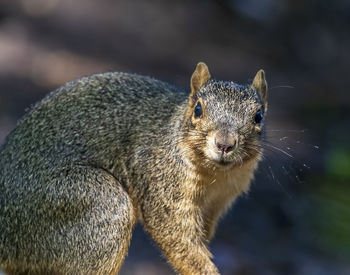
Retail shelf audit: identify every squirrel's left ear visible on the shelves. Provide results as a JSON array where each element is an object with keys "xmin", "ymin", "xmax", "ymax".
[
  {"xmin": 252, "ymin": 69, "xmax": 268, "ymax": 109},
  {"xmin": 190, "ymin": 62, "xmax": 211, "ymax": 104}
]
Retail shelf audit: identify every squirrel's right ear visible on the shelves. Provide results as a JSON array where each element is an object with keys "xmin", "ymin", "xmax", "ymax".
[{"xmin": 190, "ymin": 62, "xmax": 211, "ymax": 102}]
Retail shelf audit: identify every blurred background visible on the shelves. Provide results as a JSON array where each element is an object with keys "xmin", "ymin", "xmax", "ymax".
[{"xmin": 0, "ymin": 0, "xmax": 349, "ymax": 274}]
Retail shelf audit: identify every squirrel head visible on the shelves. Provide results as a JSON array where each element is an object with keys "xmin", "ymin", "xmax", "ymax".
[{"xmin": 182, "ymin": 62, "xmax": 268, "ymax": 169}]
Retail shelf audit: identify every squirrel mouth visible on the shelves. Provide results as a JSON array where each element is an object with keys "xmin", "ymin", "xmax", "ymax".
[
  {"xmin": 205, "ymin": 148, "xmax": 238, "ymax": 167},
  {"xmin": 212, "ymin": 150, "xmax": 257, "ymax": 168},
  {"xmin": 212, "ymin": 154, "xmax": 236, "ymax": 167},
  {"xmin": 205, "ymin": 137, "xmax": 259, "ymax": 168},
  {"xmin": 216, "ymin": 159, "xmax": 233, "ymax": 167}
]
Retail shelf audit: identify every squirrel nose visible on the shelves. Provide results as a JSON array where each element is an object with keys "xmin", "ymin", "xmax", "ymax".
[{"xmin": 215, "ymin": 136, "xmax": 238, "ymax": 153}]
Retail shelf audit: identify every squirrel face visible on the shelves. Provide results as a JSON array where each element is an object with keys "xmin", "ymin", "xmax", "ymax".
[{"xmin": 182, "ymin": 62, "xmax": 268, "ymax": 169}]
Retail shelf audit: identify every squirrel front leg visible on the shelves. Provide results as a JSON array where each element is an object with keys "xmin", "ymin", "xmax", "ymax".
[{"xmin": 141, "ymin": 198, "xmax": 219, "ymax": 275}]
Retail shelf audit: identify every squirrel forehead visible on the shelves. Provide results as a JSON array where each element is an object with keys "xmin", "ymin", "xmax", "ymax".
[{"xmin": 197, "ymin": 80, "xmax": 262, "ymax": 110}]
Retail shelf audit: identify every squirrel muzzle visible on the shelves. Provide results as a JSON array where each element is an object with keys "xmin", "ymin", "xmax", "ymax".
[
  {"xmin": 214, "ymin": 130, "xmax": 239, "ymax": 154},
  {"xmin": 205, "ymin": 130, "xmax": 243, "ymax": 166}
]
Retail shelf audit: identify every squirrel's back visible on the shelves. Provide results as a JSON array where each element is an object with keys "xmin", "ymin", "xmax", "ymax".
[{"xmin": 0, "ymin": 72, "xmax": 187, "ymax": 172}]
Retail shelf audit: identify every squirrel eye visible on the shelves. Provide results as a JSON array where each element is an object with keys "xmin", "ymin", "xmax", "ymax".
[
  {"xmin": 194, "ymin": 102, "xmax": 202, "ymax": 118},
  {"xmin": 254, "ymin": 109, "xmax": 263, "ymax": 124}
]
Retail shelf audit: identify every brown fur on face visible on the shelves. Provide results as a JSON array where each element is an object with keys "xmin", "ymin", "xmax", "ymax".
[{"xmin": 181, "ymin": 83, "xmax": 266, "ymax": 170}]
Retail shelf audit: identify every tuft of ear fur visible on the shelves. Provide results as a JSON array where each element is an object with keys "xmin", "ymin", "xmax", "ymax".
[
  {"xmin": 190, "ymin": 62, "xmax": 211, "ymax": 104},
  {"xmin": 252, "ymin": 69, "xmax": 268, "ymax": 108}
]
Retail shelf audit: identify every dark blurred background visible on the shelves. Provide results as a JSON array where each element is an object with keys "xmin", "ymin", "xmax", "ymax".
[{"xmin": 0, "ymin": 0, "xmax": 349, "ymax": 274}]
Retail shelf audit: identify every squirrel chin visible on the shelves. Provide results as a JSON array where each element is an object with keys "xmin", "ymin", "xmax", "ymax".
[{"xmin": 211, "ymin": 159, "xmax": 246, "ymax": 170}]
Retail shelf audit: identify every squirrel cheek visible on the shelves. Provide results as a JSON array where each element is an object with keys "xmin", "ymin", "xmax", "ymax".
[
  {"xmin": 205, "ymin": 134, "xmax": 221, "ymax": 160},
  {"xmin": 190, "ymin": 114, "xmax": 202, "ymax": 126},
  {"xmin": 254, "ymin": 125, "xmax": 262, "ymax": 132}
]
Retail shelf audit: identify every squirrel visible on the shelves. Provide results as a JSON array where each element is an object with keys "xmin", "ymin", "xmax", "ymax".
[{"xmin": 0, "ymin": 62, "xmax": 267, "ymax": 275}]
